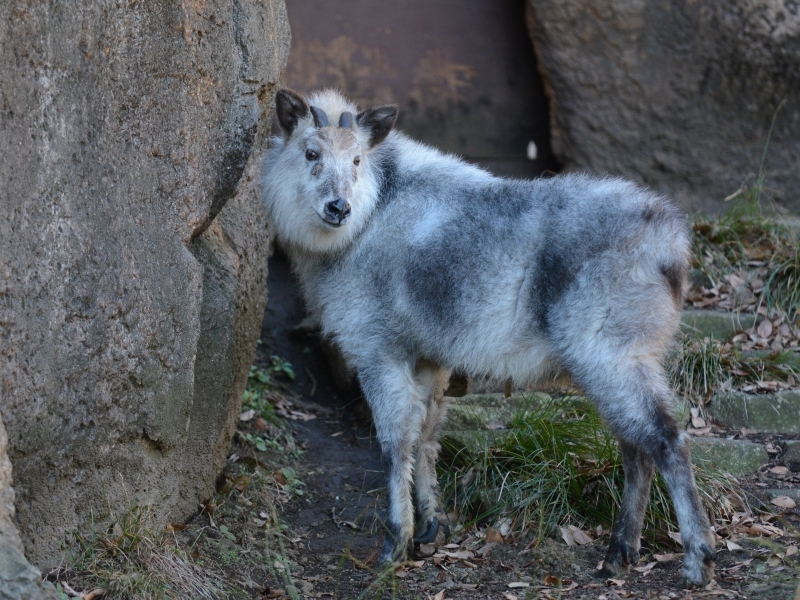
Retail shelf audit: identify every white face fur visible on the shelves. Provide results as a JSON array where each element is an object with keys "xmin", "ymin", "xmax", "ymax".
[{"xmin": 263, "ymin": 89, "xmax": 398, "ymax": 254}]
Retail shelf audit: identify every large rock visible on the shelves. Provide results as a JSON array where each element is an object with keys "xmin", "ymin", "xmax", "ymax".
[
  {"xmin": 0, "ymin": 0, "xmax": 289, "ymax": 569},
  {"xmin": 527, "ymin": 1, "xmax": 800, "ymax": 213},
  {"xmin": 0, "ymin": 417, "xmax": 56, "ymax": 600}
]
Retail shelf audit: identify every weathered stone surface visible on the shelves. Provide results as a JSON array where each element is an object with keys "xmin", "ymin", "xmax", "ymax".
[
  {"xmin": 444, "ymin": 392, "xmax": 553, "ymax": 431},
  {"xmin": 0, "ymin": 0, "xmax": 289, "ymax": 568},
  {"xmin": 690, "ymin": 437, "xmax": 768, "ymax": 477},
  {"xmin": 527, "ymin": 1, "xmax": 800, "ymax": 213},
  {"xmin": 681, "ymin": 310, "xmax": 757, "ymax": 341},
  {"xmin": 0, "ymin": 417, "xmax": 56, "ymax": 600},
  {"xmin": 783, "ymin": 441, "xmax": 800, "ymax": 472},
  {"xmin": 446, "ymin": 392, "xmax": 691, "ymax": 431},
  {"xmin": 709, "ymin": 391, "xmax": 800, "ymax": 434}
]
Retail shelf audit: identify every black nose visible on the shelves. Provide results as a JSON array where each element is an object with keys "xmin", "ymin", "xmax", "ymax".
[{"xmin": 325, "ymin": 198, "xmax": 351, "ymax": 222}]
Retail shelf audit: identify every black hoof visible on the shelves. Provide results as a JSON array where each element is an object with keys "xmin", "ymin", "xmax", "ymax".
[
  {"xmin": 679, "ymin": 542, "xmax": 715, "ymax": 588},
  {"xmin": 413, "ymin": 516, "xmax": 439, "ymax": 544},
  {"xmin": 598, "ymin": 536, "xmax": 639, "ymax": 578},
  {"xmin": 379, "ymin": 532, "xmax": 408, "ymax": 565}
]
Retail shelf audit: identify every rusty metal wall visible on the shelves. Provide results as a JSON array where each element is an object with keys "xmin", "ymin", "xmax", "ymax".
[{"xmin": 281, "ymin": 0, "xmax": 558, "ymax": 178}]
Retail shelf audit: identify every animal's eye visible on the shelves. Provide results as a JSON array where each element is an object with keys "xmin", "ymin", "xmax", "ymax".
[
  {"xmin": 353, "ymin": 156, "xmax": 361, "ymax": 166},
  {"xmin": 305, "ymin": 149, "xmax": 319, "ymax": 161}
]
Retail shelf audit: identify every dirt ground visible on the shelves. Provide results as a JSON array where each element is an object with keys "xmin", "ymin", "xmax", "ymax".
[{"xmin": 181, "ymin": 251, "xmax": 800, "ymax": 600}]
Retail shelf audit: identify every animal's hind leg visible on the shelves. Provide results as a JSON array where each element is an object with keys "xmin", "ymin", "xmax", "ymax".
[
  {"xmin": 412, "ymin": 364, "xmax": 451, "ymax": 544},
  {"xmin": 599, "ymin": 441, "xmax": 654, "ymax": 577},
  {"xmin": 576, "ymin": 361, "xmax": 714, "ymax": 588},
  {"xmin": 357, "ymin": 360, "xmax": 426, "ymax": 565}
]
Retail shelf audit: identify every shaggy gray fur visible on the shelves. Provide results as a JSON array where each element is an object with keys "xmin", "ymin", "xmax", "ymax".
[{"xmin": 262, "ymin": 89, "xmax": 715, "ymax": 587}]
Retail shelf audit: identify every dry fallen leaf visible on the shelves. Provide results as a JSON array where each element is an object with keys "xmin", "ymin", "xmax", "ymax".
[
  {"xmin": 726, "ymin": 273, "xmax": 746, "ymax": 289},
  {"xmin": 565, "ymin": 525, "xmax": 593, "ymax": 545},
  {"xmin": 769, "ymin": 465, "xmax": 790, "ymax": 476},
  {"xmin": 428, "ymin": 591, "xmax": 446, "ymax": 600},
  {"xmin": 440, "ymin": 550, "xmax": 473, "ymax": 560},
  {"xmin": 239, "ymin": 409, "xmax": 256, "ymax": 421},
  {"xmin": 771, "ymin": 496, "xmax": 797, "ymax": 509},
  {"xmin": 654, "ymin": 553, "xmax": 678, "ymax": 562},
  {"xmin": 726, "ymin": 540, "xmax": 743, "ymax": 551},
  {"xmin": 485, "ymin": 527, "xmax": 504, "ymax": 544},
  {"xmin": 785, "ymin": 545, "xmax": 798, "ymax": 557},
  {"xmin": 688, "ymin": 426, "xmax": 713, "ymax": 436},
  {"xmin": 632, "ymin": 561, "xmax": 657, "ymax": 575},
  {"xmin": 743, "ymin": 523, "xmax": 784, "ymax": 537},
  {"xmin": 507, "ymin": 582, "xmax": 530, "ymax": 589},
  {"xmin": 757, "ymin": 319, "xmax": 773, "ymax": 339},
  {"xmin": 606, "ymin": 578, "xmax": 626, "ymax": 586},
  {"xmin": 667, "ymin": 531, "xmax": 683, "ymax": 545},
  {"xmin": 502, "ymin": 594, "xmax": 518, "ymax": 600},
  {"xmin": 560, "ymin": 526, "xmax": 576, "ymax": 547},
  {"xmin": 766, "ymin": 554, "xmax": 782, "ymax": 567}
]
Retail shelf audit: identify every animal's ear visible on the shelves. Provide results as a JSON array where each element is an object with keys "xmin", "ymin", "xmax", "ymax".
[
  {"xmin": 275, "ymin": 89, "xmax": 310, "ymax": 137},
  {"xmin": 356, "ymin": 104, "xmax": 399, "ymax": 148}
]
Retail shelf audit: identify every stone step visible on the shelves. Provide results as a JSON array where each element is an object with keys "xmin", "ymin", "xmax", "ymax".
[
  {"xmin": 689, "ymin": 437, "xmax": 768, "ymax": 477},
  {"xmin": 441, "ymin": 428, "xmax": 769, "ymax": 478},
  {"xmin": 708, "ymin": 391, "xmax": 800, "ymax": 434},
  {"xmin": 680, "ymin": 309, "xmax": 756, "ymax": 340},
  {"xmin": 444, "ymin": 392, "xmax": 555, "ymax": 431},
  {"xmin": 443, "ymin": 393, "xmax": 773, "ymax": 477},
  {"xmin": 446, "ymin": 393, "xmax": 692, "ymax": 432}
]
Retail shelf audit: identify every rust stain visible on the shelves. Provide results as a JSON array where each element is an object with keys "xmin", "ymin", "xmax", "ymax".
[
  {"xmin": 409, "ymin": 49, "xmax": 477, "ymax": 108},
  {"xmin": 282, "ymin": 35, "xmax": 395, "ymax": 106}
]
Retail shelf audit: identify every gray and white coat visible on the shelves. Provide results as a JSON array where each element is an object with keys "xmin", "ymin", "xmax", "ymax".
[{"xmin": 261, "ymin": 88, "xmax": 715, "ymax": 587}]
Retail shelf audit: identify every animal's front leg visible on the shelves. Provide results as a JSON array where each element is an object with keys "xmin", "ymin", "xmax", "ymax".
[{"xmin": 358, "ymin": 360, "xmax": 426, "ymax": 565}]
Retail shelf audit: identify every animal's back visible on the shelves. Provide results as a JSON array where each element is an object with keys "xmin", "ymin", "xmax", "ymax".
[{"xmin": 309, "ymin": 135, "xmax": 689, "ymax": 384}]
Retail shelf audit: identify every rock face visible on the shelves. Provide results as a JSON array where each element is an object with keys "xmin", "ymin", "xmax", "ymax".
[
  {"xmin": 527, "ymin": 1, "xmax": 800, "ymax": 213},
  {"xmin": 0, "ymin": 417, "xmax": 56, "ymax": 600},
  {"xmin": 0, "ymin": 0, "xmax": 289, "ymax": 569}
]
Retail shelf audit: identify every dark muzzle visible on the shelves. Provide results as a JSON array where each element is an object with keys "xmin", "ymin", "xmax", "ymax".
[{"xmin": 324, "ymin": 198, "xmax": 351, "ymax": 225}]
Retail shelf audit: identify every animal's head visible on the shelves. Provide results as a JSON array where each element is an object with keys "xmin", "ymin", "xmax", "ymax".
[{"xmin": 263, "ymin": 88, "xmax": 398, "ymax": 253}]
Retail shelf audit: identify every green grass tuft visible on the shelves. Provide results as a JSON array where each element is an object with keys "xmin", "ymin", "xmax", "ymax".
[
  {"xmin": 438, "ymin": 396, "xmax": 747, "ymax": 547},
  {"xmin": 669, "ymin": 334, "xmax": 800, "ymax": 406},
  {"xmin": 690, "ymin": 203, "xmax": 800, "ymax": 318}
]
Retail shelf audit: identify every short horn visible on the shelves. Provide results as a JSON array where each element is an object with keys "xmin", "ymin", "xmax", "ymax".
[
  {"xmin": 339, "ymin": 111, "xmax": 353, "ymax": 129},
  {"xmin": 310, "ymin": 106, "xmax": 329, "ymax": 128}
]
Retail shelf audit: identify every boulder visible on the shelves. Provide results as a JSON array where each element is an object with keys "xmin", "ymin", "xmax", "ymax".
[
  {"xmin": 0, "ymin": 417, "xmax": 56, "ymax": 600},
  {"xmin": 527, "ymin": 0, "xmax": 800, "ymax": 213},
  {"xmin": 0, "ymin": 0, "xmax": 289, "ymax": 569}
]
